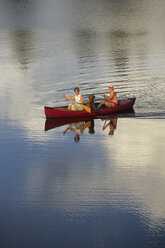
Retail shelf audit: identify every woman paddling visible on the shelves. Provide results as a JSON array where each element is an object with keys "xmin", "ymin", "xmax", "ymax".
[
  {"xmin": 97, "ymin": 84, "xmax": 117, "ymax": 108},
  {"xmin": 63, "ymin": 87, "xmax": 85, "ymax": 111}
]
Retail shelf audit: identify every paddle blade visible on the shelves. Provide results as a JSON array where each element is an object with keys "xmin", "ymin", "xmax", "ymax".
[{"xmin": 82, "ymin": 105, "xmax": 91, "ymax": 113}]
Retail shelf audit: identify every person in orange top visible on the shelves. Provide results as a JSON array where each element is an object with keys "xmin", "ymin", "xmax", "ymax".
[{"xmin": 97, "ymin": 84, "xmax": 117, "ymax": 108}]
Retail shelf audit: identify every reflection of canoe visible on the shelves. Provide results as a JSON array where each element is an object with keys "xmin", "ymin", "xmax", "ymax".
[
  {"xmin": 44, "ymin": 116, "xmax": 93, "ymax": 131},
  {"xmin": 44, "ymin": 98, "xmax": 136, "ymax": 118},
  {"xmin": 44, "ymin": 107, "xmax": 135, "ymax": 132}
]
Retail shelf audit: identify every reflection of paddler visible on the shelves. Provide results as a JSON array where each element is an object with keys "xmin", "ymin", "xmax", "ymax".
[
  {"xmin": 63, "ymin": 120, "xmax": 95, "ymax": 142},
  {"xmin": 63, "ymin": 121, "xmax": 84, "ymax": 142},
  {"xmin": 102, "ymin": 117, "xmax": 117, "ymax": 135}
]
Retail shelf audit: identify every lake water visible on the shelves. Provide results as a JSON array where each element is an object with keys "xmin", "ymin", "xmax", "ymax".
[{"xmin": 0, "ymin": 0, "xmax": 165, "ymax": 247}]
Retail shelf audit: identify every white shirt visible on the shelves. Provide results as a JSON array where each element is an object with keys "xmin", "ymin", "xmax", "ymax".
[{"xmin": 75, "ymin": 94, "xmax": 82, "ymax": 103}]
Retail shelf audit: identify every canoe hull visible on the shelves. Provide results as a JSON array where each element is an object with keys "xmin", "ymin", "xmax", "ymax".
[{"xmin": 44, "ymin": 98, "xmax": 136, "ymax": 119}]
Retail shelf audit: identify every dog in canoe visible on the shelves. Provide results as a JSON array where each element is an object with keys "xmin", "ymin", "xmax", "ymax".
[{"xmin": 86, "ymin": 94, "xmax": 95, "ymax": 110}]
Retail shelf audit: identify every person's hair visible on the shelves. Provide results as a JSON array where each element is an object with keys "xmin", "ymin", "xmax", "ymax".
[{"xmin": 74, "ymin": 87, "xmax": 79, "ymax": 92}]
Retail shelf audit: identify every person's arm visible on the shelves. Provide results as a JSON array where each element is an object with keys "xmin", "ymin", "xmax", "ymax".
[
  {"xmin": 63, "ymin": 126, "xmax": 76, "ymax": 134},
  {"xmin": 63, "ymin": 127, "xmax": 70, "ymax": 134},
  {"xmin": 102, "ymin": 120, "xmax": 109, "ymax": 130},
  {"xmin": 102, "ymin": 94, "xmax": 111, "ymax": 101},
  {"xmin": 103, "ymin": 92, "xmax": 115, "ymax": 101},
  {"xmin": 78, "ymin": 122, "xmax": 90, "ymax": 134},
  {"xmin": 80, "ymin": 95, "xmax": 85, "ymax": 104},
  {"xmin": 109, "ymin": 92, "xmax": 115, "ymax": 100},
  {"xmin": 70, "ymin": 96, "xmax": 75, "ymax": 101},
  {"xmin": 81, "ymin": 121, "xmax": 91, "ymax": 129},
  {"xmin": 62, "ymin": 95, "xmax": 75, "ymax": 101}
]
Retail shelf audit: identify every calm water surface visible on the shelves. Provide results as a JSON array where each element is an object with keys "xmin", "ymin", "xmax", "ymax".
[{"xmin": 0, "ymin": 0, "xmax": 165, "ymax": 247}]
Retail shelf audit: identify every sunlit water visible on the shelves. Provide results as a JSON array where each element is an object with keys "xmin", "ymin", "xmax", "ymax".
[{"xmin": 0, "ymin": 0, "xmax": 165, "ymax": 247}]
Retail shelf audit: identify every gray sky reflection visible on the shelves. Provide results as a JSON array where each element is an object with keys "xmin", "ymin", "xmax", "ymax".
[{"xmin": 24, "ymin": 119, "xmax": 165, "ymax": 230}]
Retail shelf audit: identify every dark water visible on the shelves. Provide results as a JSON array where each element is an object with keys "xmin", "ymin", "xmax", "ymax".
[{"xmin": 0, "ymin": 0, "xmax": 165, "ymax": 247}]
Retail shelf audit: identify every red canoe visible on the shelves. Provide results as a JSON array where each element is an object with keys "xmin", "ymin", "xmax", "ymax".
[{"xmin": 44, "ymin": 98, "xmax": 136, "ymax": 119}]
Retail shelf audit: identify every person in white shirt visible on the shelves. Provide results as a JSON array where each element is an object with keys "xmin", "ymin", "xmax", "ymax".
[{"xmin": 67, "ymin": 87, "xmax": 85, "ymax": 110}]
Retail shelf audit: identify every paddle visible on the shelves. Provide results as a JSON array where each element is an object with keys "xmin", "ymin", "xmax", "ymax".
[{"xmin": 62, "ymin": 95, "xmax": 91, "ymax": 113}]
